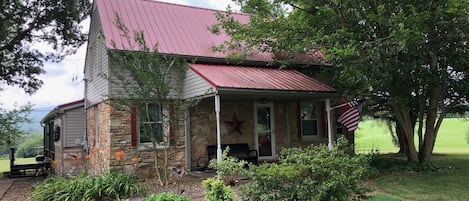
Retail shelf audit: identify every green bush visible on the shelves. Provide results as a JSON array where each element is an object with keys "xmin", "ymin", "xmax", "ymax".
[
  {"xmin": 208, "ymin": 147, "xmax": 247, "ymax": 185},
  {"xmin": 202, "ymin": 178, "xmax": 233, "ymax": 201},
  {"xmin": 147, "ymin": 192, "xmax": 190, "ymax": 201},
  {"xmin": 28, "ymin": 172, "xmax": 146, "ymax": 201},
  {"xmin": 240, "ymin": 138, "xmax": 369, "ymax": 201}
]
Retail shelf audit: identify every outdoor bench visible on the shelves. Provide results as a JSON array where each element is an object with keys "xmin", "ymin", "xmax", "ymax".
[{"xmin": 207, "ymin": 143, "xmax": 258, "ymax": 165}]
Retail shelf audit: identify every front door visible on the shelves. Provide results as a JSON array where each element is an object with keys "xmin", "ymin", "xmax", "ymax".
[{"xmin": 254, "ymin": 103, "xmax": 275, "ymax": 159}]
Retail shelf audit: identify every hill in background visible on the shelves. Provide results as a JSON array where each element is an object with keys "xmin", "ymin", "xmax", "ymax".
[{"xmin": 20, "ymin": 106, "xmax": 54, "ymax": 134}]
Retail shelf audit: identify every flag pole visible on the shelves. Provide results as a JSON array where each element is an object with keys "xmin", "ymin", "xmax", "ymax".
[{"xmin": 328, "ymin": 101, "xmax": 349, "ymax": 111}]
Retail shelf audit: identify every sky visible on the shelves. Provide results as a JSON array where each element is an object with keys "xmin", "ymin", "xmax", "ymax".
[{"xmin": 0, "ymin": 0, "xmax": 237, "ymax": 110}]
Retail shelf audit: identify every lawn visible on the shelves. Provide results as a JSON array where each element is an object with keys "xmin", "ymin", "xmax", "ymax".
[
  {"xmin": 355, "ymin": 118, "xmax": 469, "ymax": 153},
  {"xmin": 0, "ymin": 157, "xmax": 36, "ymax": 173},
  {"xmin": 372, "ymin": 154, "xmax": 469, "ymax": 201},
  {"xmin": 356, "ymin": 118, "xmax": 469, "ymax": 201}
]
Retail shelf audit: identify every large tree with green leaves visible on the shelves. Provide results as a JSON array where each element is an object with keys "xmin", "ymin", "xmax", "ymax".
[
  {"xmin": 213, "ymin": 0, "xmax": 469, "ymax": 162},
  {"xmin": 0, "ymin": 105, "xmax": 31, "ymax": 150},
  {"xmin": 0, "ymin": 0, "xmax": 90, "ymax": 94}
]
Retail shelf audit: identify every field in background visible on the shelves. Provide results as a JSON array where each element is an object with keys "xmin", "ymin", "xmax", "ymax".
[
  {"xmin": 0, "ymin": 157, "xmax": 36, "ymax": 173},
  {"xmin": 355, "ymin": 118, "xmax": 469, "ymax": 154}
]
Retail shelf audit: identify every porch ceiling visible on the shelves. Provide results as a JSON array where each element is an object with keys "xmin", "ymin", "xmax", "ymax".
[{"xmin": 190, "ymin": 64, "xmax": 337, "ymax": 98}]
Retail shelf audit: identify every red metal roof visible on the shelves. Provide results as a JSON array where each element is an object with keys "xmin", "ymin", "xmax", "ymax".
[
  {"xmin": 96, "ymin": 0, "xmax": 271, "ymax": 61},
  {"xmin": 191, "ymin": 64, "xmax": 336, "ymax": 92}
]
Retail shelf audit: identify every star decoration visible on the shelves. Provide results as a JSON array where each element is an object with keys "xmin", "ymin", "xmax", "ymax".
[{"xmin": 224, "ymin": 113, "xmax": 245, "ymax": 134}]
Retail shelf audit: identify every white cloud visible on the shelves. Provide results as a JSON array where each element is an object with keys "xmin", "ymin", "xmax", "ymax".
[{"xmin": 0, "ymin": 0, "xmax": 233, "ymax": 110}]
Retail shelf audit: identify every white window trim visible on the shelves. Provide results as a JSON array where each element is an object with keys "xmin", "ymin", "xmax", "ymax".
[
  {"xmin": 301, "ymin": 101, "xmax": 322, "ymax": 142},
  {"xmin": 137, "ymin": 105, "xmax": 169, "ymax": 150}
]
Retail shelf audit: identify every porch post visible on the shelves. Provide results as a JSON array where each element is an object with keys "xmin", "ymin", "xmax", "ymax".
[
  {"xmin": 326, "ymin": 98, "xmax": 333, "ymax": 150},
  {"xmin": 215, "ymin": 94, "xmax": 222, "ymax": 163}
]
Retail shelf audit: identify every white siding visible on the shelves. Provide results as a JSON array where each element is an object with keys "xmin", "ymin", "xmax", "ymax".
[
  {"xmin": 183, "ymin": 69, "xmax": 215, "ymax": 99},
  {"xmin": 85, "ymin": 7, "xmax": 109, "ymax": 107},
  {"xmin": 64, "ymin": 107, "xmax": 85, "ymax": 147},
  {"xmin": 109, "ymin": 64, "xmax": 192, "ymax": 100}
]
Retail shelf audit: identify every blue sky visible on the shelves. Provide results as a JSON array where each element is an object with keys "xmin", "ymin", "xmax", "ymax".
[{"xmin": 0, "ymin": 0, "xmax": 237, "ymax": 110}]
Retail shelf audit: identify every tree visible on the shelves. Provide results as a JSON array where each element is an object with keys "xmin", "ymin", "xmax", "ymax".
[
  {"xmin": 0, "ymin": 0, "xmax": 90, "ymax": 94},
  {"xmin": 16, "ymin": 134, "xmax": 43, "ymax": 157},
  {"xmin": 104, "ymin": 15, "xmax": 195, "ymax": 185},
  {"xmin": 212, "ymin": 0, "xmax": 469, "ymax": 162},
  {"xmin": 0, "ymin": 105, "xmax": 31, "ymax": 149}
]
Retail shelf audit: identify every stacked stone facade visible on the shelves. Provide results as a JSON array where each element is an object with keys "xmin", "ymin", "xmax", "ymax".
[
  {"xmin": 85, "ymin": 101, "xmax": 186, "ymax": 178},
  {"xmin": 85, "ymin": 98, "xmax": 338, "ymax": 177}
]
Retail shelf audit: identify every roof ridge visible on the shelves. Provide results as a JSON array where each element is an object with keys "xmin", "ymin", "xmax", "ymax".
[{"xmin": 141, "ymin": 0, "xmax": 249, "ymax": 16}]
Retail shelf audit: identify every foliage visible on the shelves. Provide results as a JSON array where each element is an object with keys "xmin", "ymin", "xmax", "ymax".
[
  {"xmin": 240, "ymin": 138, "xmax": 368, "ymax": 201},
  {"xmin": 208, "ymin": 147, "xmax": 247, "ymax": 185},
  {"xmin": 16, "ymin": 134, "xmax": 43, "ymax": 158},
  {"xmin": 369, "ymin": 152, "xmax": 454, "ymax": 174},
  {"xmin": 202, "ymin": 178, "xmax": 233, "ymax": 201},
  {"xmin": 214, "ymin": 0, "xmax": 469, "ymax": 162},
  {"xmin": 0, "ymin": 105, "xmax": 31, "ymax": 149},
  {"xmin": 28, "ymin": 172, "xmax": 146, "ymax": 201},
  {"xmin": 0, "ymin": 0, "xmax": 90, "ymax": 94},
  {"xmin": 147, "ymin": 192, "xmax": 190, "ymax": 201}
]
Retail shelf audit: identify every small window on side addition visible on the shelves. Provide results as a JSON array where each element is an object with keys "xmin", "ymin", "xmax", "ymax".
[
  {"xmin": 300, "ymin": 101, "xmax": 320, "ymax": 141},
  {"xmin": 137, "ymin": 103, "xmax": 167, "ymax": 148}
]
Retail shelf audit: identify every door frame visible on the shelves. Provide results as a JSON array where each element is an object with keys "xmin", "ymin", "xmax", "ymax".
[{"xmin": 253, "ymin": 102, "xmax": 275, "ymax": 159}]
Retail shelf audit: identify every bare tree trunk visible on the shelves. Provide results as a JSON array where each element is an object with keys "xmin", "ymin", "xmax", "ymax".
[
  {"xmin": 419, "ymin": 87, "xmax": 444, "ymax": 162},
  {"xmin": 392, "ymin": 104, "xmax": 418, "ymax": 162},
  {"xmin": 395, "ymin": 122, "xmax": 408, "ymax": 155},
  {"xmin": 386, "ymin": 120, "xmax": 398, "ymax": 146}
]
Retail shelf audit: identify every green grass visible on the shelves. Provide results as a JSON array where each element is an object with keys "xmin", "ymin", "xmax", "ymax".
[
  {"xmin": 357, "ymin": 118, "xmax": 469, "ymax": 201},
  {"xmin": 0, "ymin": 157, "xmax": 36, "ymax": 173},
  {"xmin": 355, "ymin": 118, "xmax": 469, "ymax": 153},
  {"xmin": 373, "ymin": 154, "xmax": 469, "ymax": 201}
]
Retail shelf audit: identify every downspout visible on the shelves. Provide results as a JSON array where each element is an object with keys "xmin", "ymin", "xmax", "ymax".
[
  {"xmin": 184, "ymin": 110, "xmax": 191, "ymax": 170},
  {"xmin": 82, "ymin": 79, "xmax": 89, "ymax": 170}
]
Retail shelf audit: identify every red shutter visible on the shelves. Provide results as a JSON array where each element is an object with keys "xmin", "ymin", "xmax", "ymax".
[
  {"xmin": 296, "ymin": 101, "xmax": 302, "ymax": 139},
  {"xmin": 321, "ymin": 102, "xmax": 327, "ymax": 138},
  {"xmin": 131, "ymin": 108, "xmax": 137, "ymax": 147}
]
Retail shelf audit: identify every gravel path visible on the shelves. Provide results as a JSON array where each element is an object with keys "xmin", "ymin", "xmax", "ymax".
[{"xmin": 0, "ymin": 177, "xmax": 44, "ymax": 201}]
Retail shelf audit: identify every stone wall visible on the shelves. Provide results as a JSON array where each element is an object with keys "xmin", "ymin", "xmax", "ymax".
[
  {"xmin": 84, "ymin": 98, "xmax": 339, "ymax": 176},
  {"xmin": 188, "ymin": 99, "xmax": 334, "ymax": 168},
  {"xmin": 86, "ymin": 101, "xmax": 186, "ymax": 179}
]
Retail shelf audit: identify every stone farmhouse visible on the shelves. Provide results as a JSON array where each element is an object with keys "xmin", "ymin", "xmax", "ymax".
[{"xmin": 48, "ymin": 0, "xmax": 350, "ymax": 178}]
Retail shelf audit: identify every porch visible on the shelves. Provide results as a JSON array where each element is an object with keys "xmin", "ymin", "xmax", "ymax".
[{"xmin": 185, "ymin": 64, "xmax": 340, "ymax": 169}]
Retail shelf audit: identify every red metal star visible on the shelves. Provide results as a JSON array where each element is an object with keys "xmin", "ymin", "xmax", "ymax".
[{"xmin": 224, "ymin": 113, "xmax": 244, "ymax": 134}]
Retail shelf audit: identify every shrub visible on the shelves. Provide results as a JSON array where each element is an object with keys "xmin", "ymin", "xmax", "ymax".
[
  {"xmin": 208, "ymin": 147, "xmax": 247, "ymax": 185},
  {"xmin": 28, "ymin": 172, "xmax": 146, "ymax": 201},
  {"xmin": 202, "ymin": 178, "xmax": 233, "ymax": 201},
  {"xmin": 147, "ymin": 192, "xmax": 190, "ymax": 201},
  {"xmin": 240, "ymin": 137, "xmax": 369, "ymax": 201}
]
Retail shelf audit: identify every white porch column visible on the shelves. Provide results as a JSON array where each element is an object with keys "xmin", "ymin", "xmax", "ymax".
[
  {"xmin": 326, "ymin": 98, "xmax": 333, "ymax": 150},
  {"xmin": 215, "ymin": 94, "xmax": 222, "ymax": 163}
]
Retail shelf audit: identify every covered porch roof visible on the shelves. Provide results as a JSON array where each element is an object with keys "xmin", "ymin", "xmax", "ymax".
[{"xmin": 190, "ymin": 64, "xmax": 337, "ymax": 99}]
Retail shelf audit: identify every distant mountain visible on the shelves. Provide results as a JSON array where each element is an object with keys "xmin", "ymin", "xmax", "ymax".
[{"xmin": 20, "ymin": 106, "xmax": 55, "ymax": 134}]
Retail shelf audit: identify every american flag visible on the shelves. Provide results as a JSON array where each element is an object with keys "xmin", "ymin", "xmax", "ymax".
[{"xmin": 337, "ymin": 99, "xmax": 365, "ymax": 132}]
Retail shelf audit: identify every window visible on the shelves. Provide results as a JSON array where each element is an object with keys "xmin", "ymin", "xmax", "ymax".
[
  {"xmin": 300, "ymin": 101, "xmax": 319, "ymax": 139},
  {"xmin": 137, "ymin": 104, "xmax": 164, "ymax": 146}
]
